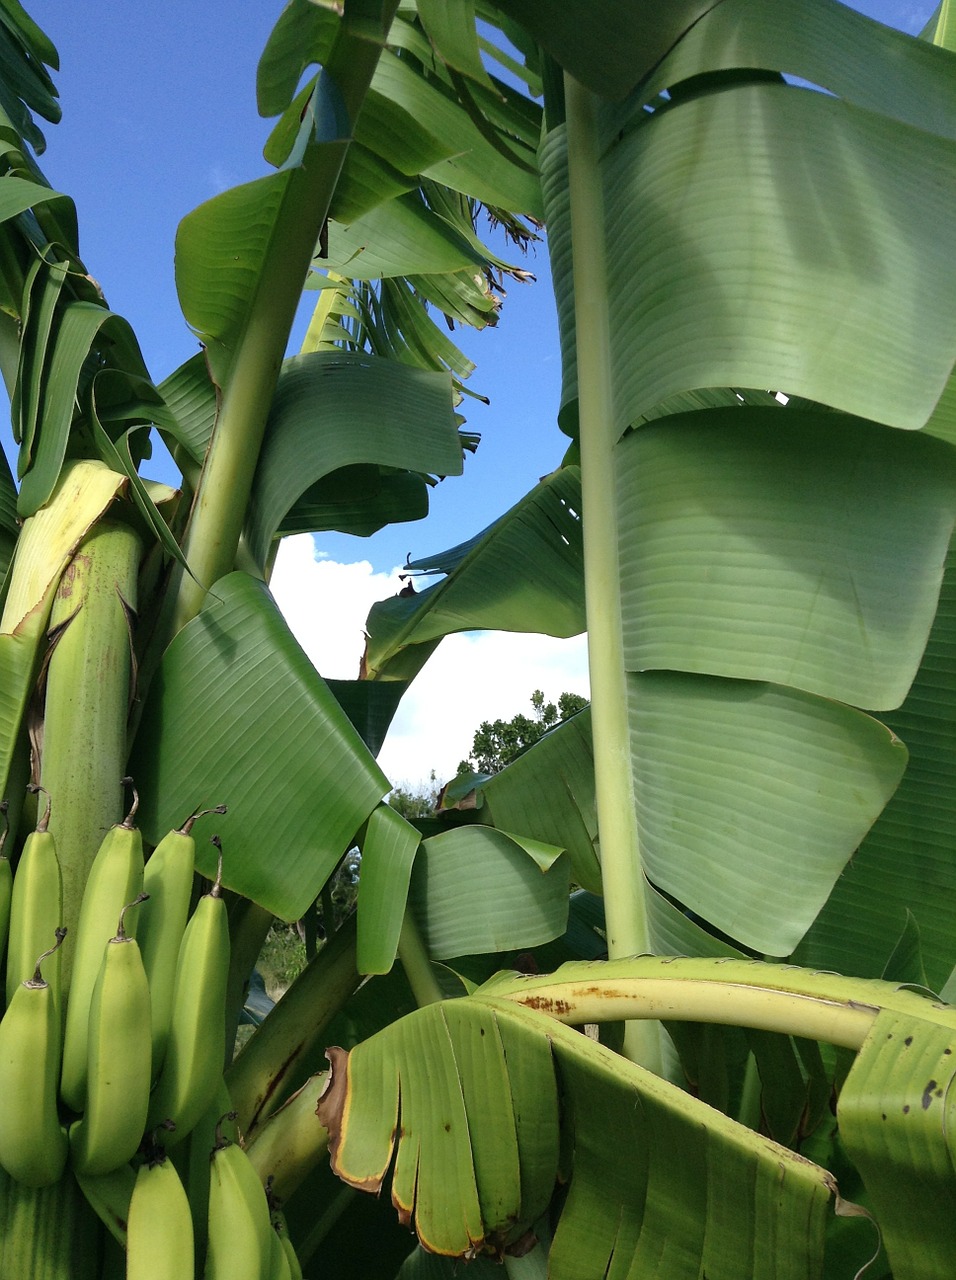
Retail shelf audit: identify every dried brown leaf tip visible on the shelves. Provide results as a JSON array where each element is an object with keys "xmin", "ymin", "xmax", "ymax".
[{"xmin": 317, "ymin": 1047, "xmax": 350, "ymax": 1173}]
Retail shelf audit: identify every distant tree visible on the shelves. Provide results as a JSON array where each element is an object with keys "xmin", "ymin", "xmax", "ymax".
[
  {"xmin": 461, "ymin": 689, "xmax": 588, "ymax": 775},
  {"xmin": 389, "ymin": 771, "xmax": 442, "ymax": 819}
]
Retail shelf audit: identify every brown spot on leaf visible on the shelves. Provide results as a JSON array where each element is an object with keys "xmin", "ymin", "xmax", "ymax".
[
  {"xmin": 904, "ymin": 1036, "xmax": 913, "ymax": 1046},
  {"xmin": 903, "ymin": 1105, "xmax": 910, "ymax": 1114},
  {"xmin": 922, "ymin": 1080, "xmax": 938, "ymax": 1110},
  {"xmin": 518, "ymin": 995, "xmax": 572, "ymax": 1015}
]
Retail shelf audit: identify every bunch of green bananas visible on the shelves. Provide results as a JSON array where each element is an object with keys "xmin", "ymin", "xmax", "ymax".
[{"xmin": 0, "ymin": 785, "xmax": 300, "ymax": 1276}]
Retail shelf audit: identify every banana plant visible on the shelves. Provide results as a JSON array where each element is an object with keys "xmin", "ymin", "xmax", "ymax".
[{"xmin": 0, "ymin": 0, "xmax": 953, "ymax": 1278}]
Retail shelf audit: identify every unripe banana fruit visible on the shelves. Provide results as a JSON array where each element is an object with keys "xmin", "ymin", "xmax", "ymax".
[
  {"xmin": 146, "ymin": 838, "xmax": 230, "ymax": 1144},
  {"xmin": 269, "ymin": 1203, "xmax": 299, "ymax": 1280},
  {"xmin": 0, "ymin": 802, "xmax": 13, "ymax": 982},
  {"xmin": 205, "ymin": 1114, "xmax": 273, "ymax": 1280},
  {"xmin": 139, "ymin": 804, "xmax": 226, "ymax": 1078},
  {"xmin": 127, "ymin": 1144, "xmax": 195, "ymax": 1280},
  {"xmin": 0, "ymin": 929, "xmax": 68, "ymax": 1186},
  {"xmin": 61, "ymin": 780, "xmax": 144, "ymax": 1112},
  {"xmin": 6, "ymin": 787, "xmax": 63, "ymax": 1008},
  {"xmin": 69, "ymin": 894, "xmax": 152, "ymax": 1176}
]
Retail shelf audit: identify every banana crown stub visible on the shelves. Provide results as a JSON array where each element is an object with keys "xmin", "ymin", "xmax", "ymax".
[
  {"xmin": 27, "ymin": 926, "xmax": 67, "ymax": 987},
  {"xmin": 26, "ymin": 785, "xmax": 52, "ymax": 833},
  {"xmin": 118, "ymin": 777, "xmax": 140, "ymax": 831},
  {"xmin": 114, "ymin": 893, "xmax": 149, "ymax": 942},
  {"xmin": 208, "ymin": 836, "xmax": 225, "ymax": 899},
  {"xmin": 178, "ymin": 803, "xmax": 227, "ymax": 838}
]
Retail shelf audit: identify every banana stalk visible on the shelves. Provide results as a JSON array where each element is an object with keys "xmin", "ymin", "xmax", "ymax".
[
  {"xmin": 226, "ymin": 913, "xmax": 359, "ymax": 1136},
  {"xmin": 0, "ymin": 802, "xmax": 12, "ymax": 980},
  {"xmin": 245, "ymin": 1073, "xmax": 330, "ymax": 1202},
  {"xmin": 39, "ymin": 520, "xmax": 141, "ymax": 991}
]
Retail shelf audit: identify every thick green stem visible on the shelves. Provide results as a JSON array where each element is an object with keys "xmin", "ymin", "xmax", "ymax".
[
  {"xmin": 39, "ymin": 520, "xmax": 141, "ymax": 989},
  {"xmin": 169, "ymin": 7, "xmax": 399, "ymax": 638},
  {"xmin": 245, "ymin": 1071, "xmax": 331, "ymax": 1199},
  {"xmin": 226, "ymin": 912, "xmax": 360, "ymax": 1137},
  {"xmin": 564, "ymin": 76, "xmax": 658, "ymax": 1071},
  {"xmin": 398, "ymin": 911, "xmax": 444, "ymax": 1008},
  {"xmin": 489, "ymin": 959, "xmax": 887, "ymax": 1051}
]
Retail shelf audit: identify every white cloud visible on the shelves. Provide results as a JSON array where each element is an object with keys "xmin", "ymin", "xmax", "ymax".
[
  {"xmin": 376, "ymin": 629, "xmax": 590, "ymax": 791},
  {"xmin": 269, "ymin": 534, "xmax": 403, "ymax": 680},
  {"xmin": 269, "ymin": 535, "xmax": 590, "ymax": 791}
]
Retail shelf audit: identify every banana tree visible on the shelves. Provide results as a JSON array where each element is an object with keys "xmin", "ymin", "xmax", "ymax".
[
  {"xmin": 336, "ymin": 1, "xmax": 956, "ymax": 1277},
  {"xmin": 0, "ymin": 0, "xmax": 954, "ymax": 1278}
]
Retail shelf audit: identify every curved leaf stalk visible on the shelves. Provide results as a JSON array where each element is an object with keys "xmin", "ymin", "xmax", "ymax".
[
  {"xmin": 39, "ymin": 518, "xmax": 141, "ymax": 987},
  {"xmin": 169, "ymin": 5, "xmax": 401, "ymax": 638},
  {"xmin": 244, "ymin": 1070, "xmax": 330, "ymax": 1199},
  {"xmin": 226, "ymin": 912, "xmax": 360, "ymax": 1137},
  {"xmin": 563, "ymin": 75, "xmax": 658, "ymax": 1071},
  {"xmin": 398, "ymin": 910, "xmax": 445, "ymax": 1007},
  {"xmin": 480, "ymin": 955, "xmax": 956, "ymax": 1049}
]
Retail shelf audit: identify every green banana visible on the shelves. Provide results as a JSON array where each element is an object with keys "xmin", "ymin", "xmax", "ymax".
[
  {"xmin": 267, "ymin": 1219, "xmax": 292, "ymax": 1280},
  {"xmin": 273, "ymin": 1210, "xmax": 302, "ymax": 1280},
  {"xmin": 205, "ymin": 1114, "xmax": 273, "ymax": 1280},
  {"xmin": 185, "ymin": 1078, "xmax": 236, "ymax": 1263},
  {"xmin": 6, "ymin": 787, "xmax": 63, "ymax": 1008},
  {"xmin": 69, "ymin": 894, "xmax": 152, "ymax": 1176},
  {"xmin": 60, "ymin": 780, "xmax": 145, "ymax": 1112},
  {"xmin": 74, "ymin": 1161, "xmax": 136, "ymax": 1248},
  {"xmin": 267, "ymin": 1199, "xmax": 297, "ymax": 1280},
  {"xmin": 139, "ymin": 804, "xmax": 227, "ymax": 1078},
  {"xmin": 146, "ymin": 838, "xmax": 230, "ymax": 1145},
  {"xmin": 0, "ymin": 802, "xmax": 12, "ymax": 982},
  {"xmin": 0, "ymin": 929, "xmax": 69, "ymax": 1186},
  {"xmin": 127, "ymin": 1144, "xmax": 195, "ymax": 1280}
]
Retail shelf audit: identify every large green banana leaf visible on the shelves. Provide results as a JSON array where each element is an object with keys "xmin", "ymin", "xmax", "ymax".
[
  {"xmin": 795, "ymin": 541, "xmax": 956, "ymax": 989},
  {"xmin": 129, "ymin": 572, "xmax": 388, "ymax": 920},
  {"xmin": 245, "ymin": 351, "xmax": 463, "ymax": 568},
  {"xmin": 363, "ymin": 465, "xmax": 585, "ymax": 681}
]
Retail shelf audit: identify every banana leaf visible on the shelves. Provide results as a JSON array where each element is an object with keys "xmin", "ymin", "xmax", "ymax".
[
  {"xmin": 129, "ymin": 572, "xmax": 388, "ymax": 920},
  {"xmin": 246, "ymin": 351, "xmax": 463, "ymax": 568}
]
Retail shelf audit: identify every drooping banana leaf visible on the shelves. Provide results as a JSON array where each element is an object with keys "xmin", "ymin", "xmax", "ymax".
[
  {"xmin": 318, "ymin": 981, "xmax": 842, "ymax": 1275},
  {"xmin": 245, "ymin": 351, "xmax": 463, "ymax": 568},
  {"xmin": 156, "ymin": 353, "xmax": 217, "ymax": 466},
  {"xmin": 357, "ymin": 802, "xmax": 421, "ymax": 975},
  {"xmin": 129, "ymin": 572, "xmax": 388, "ymax": 920},
  {"xmin": 408, "ymin": 826, "xmax": 569, "ymax": 961},
  {"xmin": 479, "ymin": 706, "xmax": 600, "ymax": 895},
  {"xmin": 795, "ymin": 542, "xmax": 956, "ymax": 990},
  {"xmin": 324, "ymin": 677, "xmax": 409, "ymax": 757},
  {"xmin": 363, "ymin": 466, "xmax": 585, "ymax": 682},
  {"xmin": 616, "ymin": 410, "xmax": 956, "ymax": 710}
]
